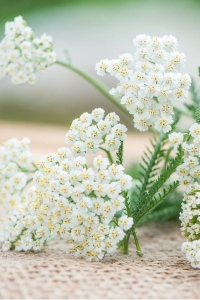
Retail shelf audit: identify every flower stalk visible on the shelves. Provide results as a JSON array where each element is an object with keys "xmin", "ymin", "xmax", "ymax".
[
  {"xmin": 99, "ymin": 147, "xmax": 114, "ymax": 164},
  {"xmin": 132, "ymin": 228, "xmax": 143, "ymax": 256},
  {"xmin": 56, "ymin": 60, "xmax": 130, "ymax": 116}
]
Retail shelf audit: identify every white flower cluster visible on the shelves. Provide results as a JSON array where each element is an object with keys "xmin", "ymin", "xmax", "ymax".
[
  {"xmin": 1, "ymin": 147, "xmax": 133, "ymax": 261},
  {"xmin": 0, "ymin": 16, "xmax": 56, "ymax": 85},
  {"xmin": 182, "ymin": 240, "xmax": 200, "ymax": 269},
  {"xmin": 180, "ymin": 187, "xmax": 200, "ymax": 269},
  {"xmin": 96, "ymin": 34, "xmax": 191, "ymax": 133},
  {"xmin": 179, "ymin": 186, "xmax": 200, "ymax": 242},
  {"xmin": 170, "ymin": 123, "xmax": 200, "ymax": 269},
  {"xmin": 0, "ymin": 137, "xmax": 33, "ymax": 217},
  {"xmin": 169, "ymin": 123, "xmax": 200, "ymax": 188},
  {"xmin": 65, "ymin": 108, "xmax": 127, "ymax": 156}
]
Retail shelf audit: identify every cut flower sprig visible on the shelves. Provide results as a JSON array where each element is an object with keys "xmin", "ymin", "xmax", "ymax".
[
  {"xmin": 0, "ymin": 109, "xmax": 185, "ymax": 259},
  {"xmin": 0, "ymin": 108, "xmax": 145, "ymax": 260},
  {"xmin": 96, "ymin": 34, "xmax": 192, "ymax": 132}
]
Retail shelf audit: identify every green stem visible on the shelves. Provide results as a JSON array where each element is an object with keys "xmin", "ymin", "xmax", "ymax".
[
  {"xmin": 122, "ymin": 192, "xmax": 141, "ymax": 255},
  {"xmin": 174, "ymin": 106, "xmax": 192, "ymax": 118},
  {"xmin": 32, "ymin": 162, "xmax": 39, "ymax": 170},
  {"xmin": 26, "ymin": 178, "xmax": 33, "ymax": 185},
  {"xmin": 99, "ymin": 147, "xmax": 114, "ymax": 164},
  {"xmin": 16, "ymin": 162, "xmax": 38, "ymax": 173},
  {"xmin": 56, "ymin": 60, "xmax": 130, "ymax": 117},
  {"xmin": 19, "ymin": 168, "xmax": 37, "ymax": 173},
  {"xmin": 123, "ymin": 230, "xmax": 131, "ymax": 254},
  {"xmin": 20, "ymin": 177, "xmax": 33, "ymax": 194},
  {"xmin": 132, "ymin": 227, "xmax": 143, "ymax": 256},
  {"xmin": 163, "ymin": 146, "xmax": 173, "ymax": 169},
  {"xmin": 56, "ymin": 60, "xmax": 193, "ymax": 120}
]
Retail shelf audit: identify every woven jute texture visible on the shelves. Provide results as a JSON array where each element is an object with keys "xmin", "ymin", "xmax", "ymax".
[
  {"xmin": 0, "ymin": 222, "xmax": 199, "ymax": 299},
  {"xmin": 0, "ymin": 122, "xmax": 199, "ymax": 299}
]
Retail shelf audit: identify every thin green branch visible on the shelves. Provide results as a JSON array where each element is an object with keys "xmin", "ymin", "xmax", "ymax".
[
  {"xmin": 174, "ymin": 106, "xmax": 192, "ymax": 118},
  {"xmin": 123, "ymin": 191, "xmax": 143, "ymax": 255},
  {"xmin": 20, "ymin": 177, "xmax": 33, "ymax": 194},
  {"xmin": 132, "ymin": 228, "xmax": 143, "ymax": 256},
  {"xmin": 122, "ymin": 230, "xmax": 131, "ymax": 254},
  {"xmin": 163, "ymin": 146, "xmax": 173, "ymax": 169},
  {"xmin": 56, "ymin": 60, "xmax": 192, "ymax": 122},
  {"xmin": 99, "ymin": 146, "xmax": 114, "ymax": 164},
  {"xmin": 137, "ymin": 201, "xmax": 181, "ymax": 226},
  {"xmin": 56, "ymin": 60, "xmax": 130, "ymax": 117},
  {"xmin": 32, "ymin": 162, "xmax": 39, "ymax": 171},
  {"xmin": 14, "ymin": 161, "xmax": 38, "ymax": 173}
]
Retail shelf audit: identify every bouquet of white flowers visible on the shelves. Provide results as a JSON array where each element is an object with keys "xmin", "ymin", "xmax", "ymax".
[{"xmin": 1, "ymin": 16, "xmax": 200, "ymax": 268}]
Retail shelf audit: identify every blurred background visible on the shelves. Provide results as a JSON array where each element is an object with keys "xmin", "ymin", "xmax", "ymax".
[{"xmin": 0, "ymin": 0, "xmax": 200, "ymax": 129}]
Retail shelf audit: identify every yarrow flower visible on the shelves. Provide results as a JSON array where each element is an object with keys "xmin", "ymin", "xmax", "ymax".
[
  {"xmin": 179, "ymin": 188, "xmax": 200, "ymax": 269},
  {"xmin": 169, "ymin": 123, "xmax": 200, "ymax": 188},
  {"xmin": 182, "ymin": 240, "xmax": 200, "ymax": 269},
  {"xmin": 170, "ymin": 123, "xmax": 200, "ymax": 269},
  {"xmin": 0, "ymin": 109, "xmax": 133, "ymax": 261},
  {"xmin": 0, "ymin": 147, "xmax": 133, "ymax": 261},
  {"xmin": 0, "ymin": 137, "xmax": 33, "ymax": 216},
  {"xmin": 0, "ymin": 16, "xmax": 56, "ymax": 85},
  {"xmin": 65, "ymin": 108, "xmax": 127, "ymax": 156},
  {"xmin": 96, "ymin": 34, "xmax": 191, "ymax": 133},
  {"xmin": 179, "ymin": 186, "xmax": 200, "ymax": 242}
]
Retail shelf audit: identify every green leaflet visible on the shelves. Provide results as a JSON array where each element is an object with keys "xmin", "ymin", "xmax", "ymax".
[
  {"xmin": 137, "ymin": 190, "xmax": 182, "ymax": 225},
  {"xmin": 132, "ymin": 146, "xmax": 183, "ymax": 227},
  {"xmin": 194, "ymin": 109, "xmax": 200, "ymax": 124},
  {"xmin": 137, "ymin": 133, "xmax": 168, "ymax": 194},
  {"xmin": 137, "ymin": 202, "xmax": 182, "ymax": 225},
  {"xmin": 116, "ymin": 141, "xmax": 123, "ymax": 165},
  {"xmin": 130, "ymin": 113, "xmax": 180, "ymax": 208}
]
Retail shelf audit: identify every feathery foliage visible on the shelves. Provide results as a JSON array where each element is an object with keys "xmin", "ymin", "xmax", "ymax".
[
  {"xmin": 194, "ymin": 108, "xmax": 200, "ymax": 124},
  {"xmin": 116, "ymin": 141, "xmax": 123, "ymax": 165},
  {"xmin": 130, "ymin": 113, "xmax": 180, "ymax": 206},
  {"xmin": 137, "ymin": 133, "xmax": 168, "ymax": 194},
  {"xmin": 132, "ymin": 145, "xmax": 183, "ymax": 226},
  {"xmin": 137, "ymin": 192, "xmax": 182, "ymax": 225}
]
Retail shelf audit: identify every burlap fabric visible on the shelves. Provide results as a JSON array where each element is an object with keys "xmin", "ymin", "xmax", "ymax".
[
  {"xmin": 0, "ymin": 222, "xmax": 199, "ymax": 299},
  {"xmin": 0, "ymin": 122, "xmax": 199, "ymax": 298}
]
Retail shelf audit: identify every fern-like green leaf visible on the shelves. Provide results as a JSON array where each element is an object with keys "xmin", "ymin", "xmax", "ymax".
[
  {"xmin": 138, "ymin": 203, "xmax": 181, "ymax": 225},
  {"xmin": 133, "ymin": 181, "xmax": 179, "ymax": 227},
  {"xmin": 132, "ymin": 146, "xmax": 183, "ymax": 226},
  {"xmin": 134, "ymin": 112, "xmax": 180, "ymax": 198},
  {"xmin": 194, "ymin": 108, "xmax": 200, "ymax": 124},
  {"xmin": 137, "ymin": 191, "xmax": 182, "ymax": 226},
  {"xmin": 116, "ymin": 141, "xmax": 123, "ymax": 165}
]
